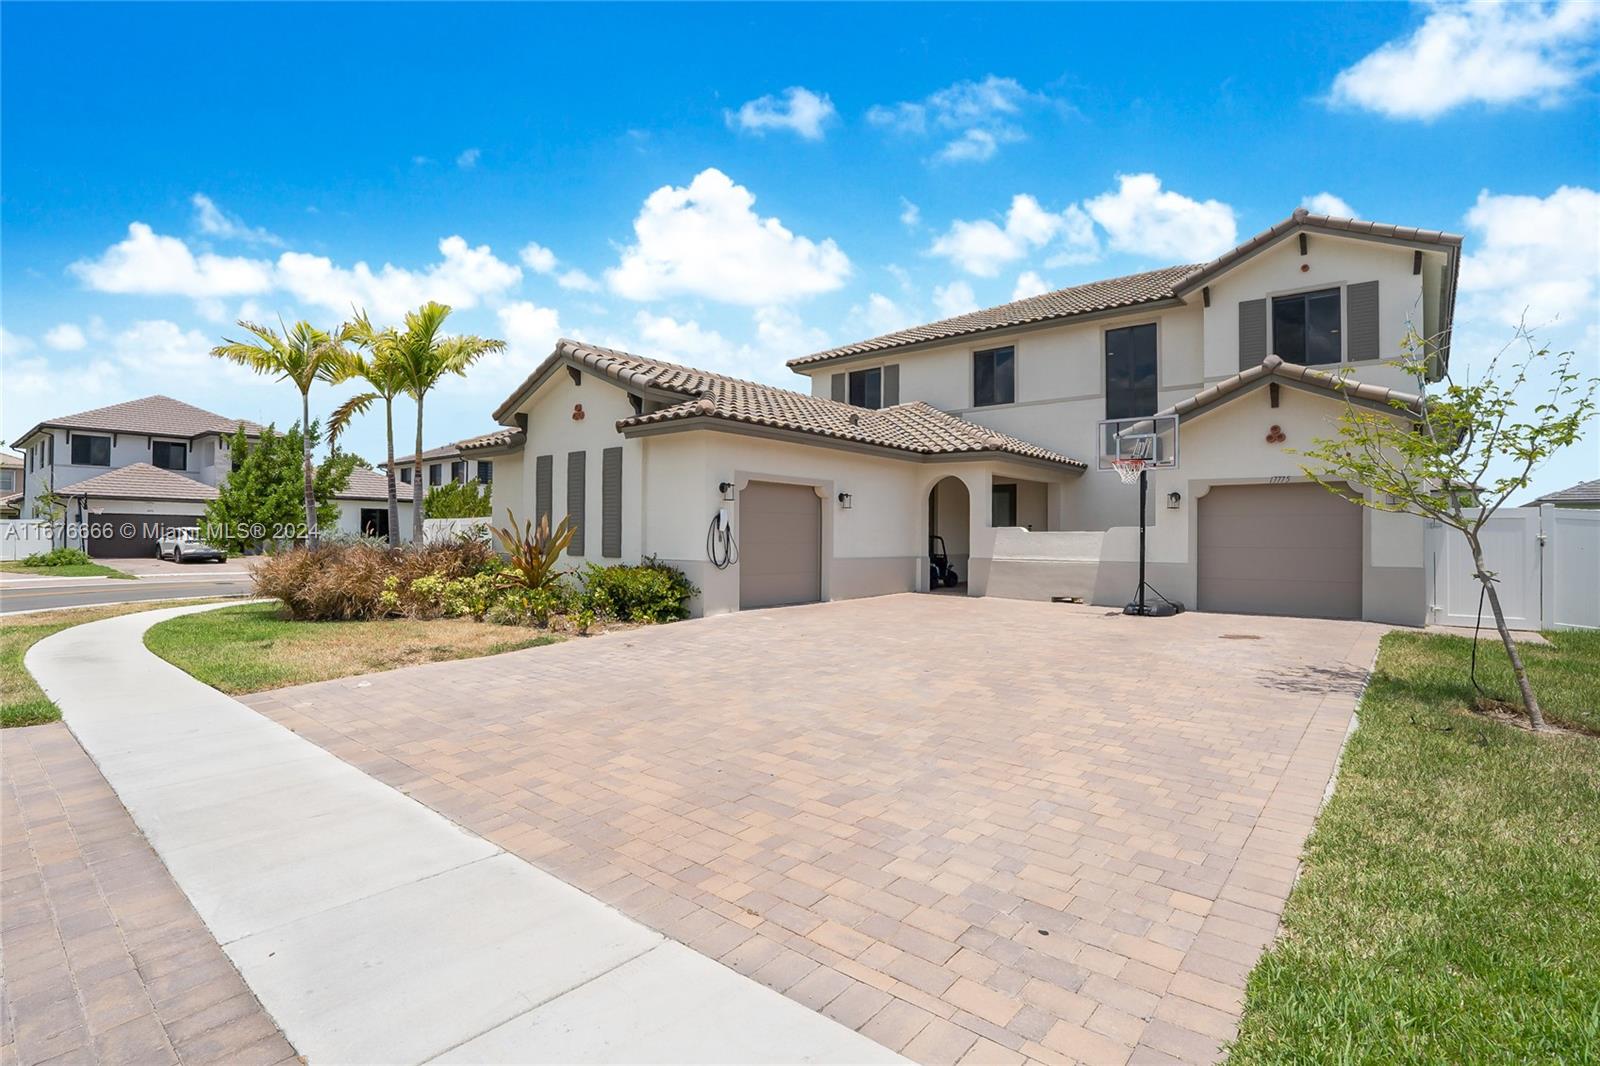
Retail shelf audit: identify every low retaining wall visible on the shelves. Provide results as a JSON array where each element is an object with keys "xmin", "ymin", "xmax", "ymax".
[{"xmin": 983, "ymin": 529, "xmax": 1105, "ymax": 602}]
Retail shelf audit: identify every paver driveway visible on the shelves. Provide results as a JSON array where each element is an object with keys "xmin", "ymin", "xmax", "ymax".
[{"xmin": 243, "ymin": 594, "xmax": 1383, "ymax": 1065}]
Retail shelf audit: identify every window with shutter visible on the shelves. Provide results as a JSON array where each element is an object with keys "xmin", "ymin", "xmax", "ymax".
[
  {"xmin": 601, "ymin": 447, "xmax": 622, "ymax": 558},
  {"xmin": 535, "ymin": 454, "xmax": 553, "ymax": 525},
  {"xmin": 1238, "ymin": 299, "xmax": 1267, "ymax": 370},
  {"xmin": 882, "ymin": 364, "xmax": 899, "ymax": 406},
  {"xmin": 1346, "ymin": 281, "xmax": 1380, "ymax": 361},
  {"xmin": 566, "ymin": 451, "xmax": 586, "ymax": 556},
  {"xmin": 831, "ymin": 373, "xmax": 846, "ymax": 402}
]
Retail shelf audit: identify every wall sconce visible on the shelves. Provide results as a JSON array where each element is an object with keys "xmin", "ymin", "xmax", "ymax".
[
  {"xmin": 837, "ymin": 492, "xmax": 853, "ymax": 509},
  {"xmin": 718, "ymin": 481, "xmax": 735, "ymax": 501},
  {"xmin": 1166, "ymin": 491, "xmax": 1182, "ymax": 510}
]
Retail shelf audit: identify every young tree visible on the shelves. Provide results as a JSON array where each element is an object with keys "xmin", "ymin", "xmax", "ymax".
[
  {"xmin": 203, "ymin": 424, "xmax": 356, "ymax": 554},
  {"xmin": 386, "ymin": 302, "xmax": 505, "ymax": 543},
  {"xmin": 329, "ymin": 314, "xmax": 408, "ymax": 546},
  {"xmin": 1299, "ymin": 326, "xmax": 1597, "ymax": 730},
  {"xmin": 211, "ymin": 319, "xmax": 351, "ymax": 547},
  {"xmin": 425, "ymin": 480, "xmax": 492, "ymax": 518}
]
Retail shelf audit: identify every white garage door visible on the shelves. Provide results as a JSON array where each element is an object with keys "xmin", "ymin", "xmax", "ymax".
[
  {"xmin": 1198, "ymin": 483, "xmax": 1363, "ymax": 620},
  {"xmin": 740, "ymin": 481, "xmax": 821, "ymax": 610}
]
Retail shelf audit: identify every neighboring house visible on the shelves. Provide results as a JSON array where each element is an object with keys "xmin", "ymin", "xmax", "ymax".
[
  {"xmin": 1523, "ymin": 479, "xmax": 1600, "ymax": 509},
  {"xmin": 487, "ymin": 208, "xmax": 1459, "ymax": 624},
  {"xmin": 0, "ymin": 449, "xmax": 22, "ymax": 517},
  {"xmin": 384, "ymin": 441, "xmax": 495, "ymax": 492},
  {"xmin": 331, "ymin": 467, "xmax": 416, "ymax": 540}
]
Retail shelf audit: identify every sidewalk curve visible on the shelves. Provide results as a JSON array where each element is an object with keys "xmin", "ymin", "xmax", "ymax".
[{"xmin": 27, "ymin": 603, "xmax": 904, "ymax": 1065}]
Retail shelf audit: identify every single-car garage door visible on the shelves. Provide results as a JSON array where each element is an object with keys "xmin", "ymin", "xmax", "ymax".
[
  {"xmin": 88, "ymin": 513, "xmax": 172, "ymax": 558},
  {"xmin": 740, "ymin": 481, "xmax": 822, "ymax": 610},
  {"xmin": 1198, "ymin": 483, "xmax": 1362, "ymax": 619}
]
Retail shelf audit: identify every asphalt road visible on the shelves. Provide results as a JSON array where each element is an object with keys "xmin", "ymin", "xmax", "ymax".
[{"xmin": 0, "ymin": 576, "xmax": 255, "ymax": 614}]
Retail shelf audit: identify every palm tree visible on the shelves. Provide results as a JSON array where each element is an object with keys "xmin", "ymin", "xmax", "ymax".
[
  {"xmin": 387, "ymin": 302, "xmax": 505, "ymax": 543},
  {"xmin": 330, "ymin": 313, "xmax": 408, "ymax": 546},
  {"xmin": 211, "ymin": 319, "xmax": 350, "ymax": 547}
]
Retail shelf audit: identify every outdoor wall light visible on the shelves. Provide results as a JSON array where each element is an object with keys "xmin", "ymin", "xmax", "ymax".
[
  {"xmin": 1166, "ymin": 491, "xmax": 1182, "ymax": 509},
  {"xmin": 719, "ymin": 481, "xmax": 735, "ymax": 501},
  {"xmin": 838, "ymin": 492, "xmax": 853, "ymax": 509}
]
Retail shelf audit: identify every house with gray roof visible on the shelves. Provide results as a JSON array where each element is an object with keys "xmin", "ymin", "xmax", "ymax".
[
  {"xmin": 486, "ymin": 208, "xmax": 1459, "ymax": 623},
  {"xmin": 1523, "ymin": 479, "xmax": 1600, "ymax": 509}
]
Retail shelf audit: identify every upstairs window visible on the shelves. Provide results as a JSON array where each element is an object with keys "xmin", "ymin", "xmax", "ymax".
[
  {"xmin": 476, "ymin": 461, "xmax": 493, "ymax": 484},
  {"xmin": 450, "ymin": 460, "xmax": 466, "ymax": 482},
  {"xmin": 71, "ymin": 434, "xmax": 111, "ymax": 466},
  {"xmin": 1273, "ymin": 288, "xmax": 1341, "ymax": 366},
  {"xmin": 1104, "ymin": 324, "xmax": 1158, "ymax": 420},
  {"xmin": 399, "ymin": 467, "xmax": 412, "ymax": 484},
  {"xmin": 0, "ymin": 470, "xmax": 14, "ymax": 493},
  {"xmin": 428, "ymin": 464, "xmax": 442, "ymax": 486},
  {"xmin": 151, "ymin": 440, "xmax": 187, "ymax": 471},
  {"xmin": 973, "ymin": 346, "xmax": 1015, "ymax": 407},
  {"xmin": 847, "ymin": 367, "xmax": 882, "ymax": 409}
]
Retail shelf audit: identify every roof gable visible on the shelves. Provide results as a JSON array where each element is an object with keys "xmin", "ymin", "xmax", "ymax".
[{"xmin": 1162, "ymin": 354, "xmax": 1422, "ymax": 422}]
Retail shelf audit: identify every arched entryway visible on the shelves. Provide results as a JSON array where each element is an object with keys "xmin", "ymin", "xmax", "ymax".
[{"xmin": 927, "ymin": 475, "xmax": 970, "ymax": 593}]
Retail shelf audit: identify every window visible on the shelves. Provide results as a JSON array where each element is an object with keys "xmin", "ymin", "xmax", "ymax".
[
  {"xmin": 973, "ymin": 347, "xmax": 1015, "ymax": 407},
  {"xmin": 847, "ymin": 367, "xmax": 882, "ymax": 409},
  {"xmin": 476, "ymin": 461, "xmax": 493, "ymax": 484},
  {"xmin": 0, "ymin": 470, "xmax": 14, "ymax": 493},
  {"xmin": 399, "ymin": 467, "xmax": 412, "ymax": 484},
  {"xmin": 151, "ymin": 440, "xmax": 187, "ymax": 471},
  {"xmin": 1104, "ymin": 324, "xmax": 1158, "ymax": 419},
  {"xmin": 450, "ymin": 460, "xmax": 466, "ymax": 482},
  {"xmin": 992, "ymin": 483, "xmax": 1017, "ymax": 527},
  {"xmin": 71, "ymin": 434, "xmax": 111, "ymax": 466},
  {"xmin": 428, "ymin": 464, "xmax": 442, "ymax": 487},
  {"xmin": 1272, "ymin": 288, "xmax": 1341, "ymax": 366}
]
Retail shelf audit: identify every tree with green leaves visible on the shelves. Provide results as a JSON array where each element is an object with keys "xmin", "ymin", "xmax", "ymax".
[
  {"xmin": 211, "ymin": 319, "xmax": 351, "ymax": 547},
  {"xmin": 425, "ymin": 479, "xmax": 492, "ymax": 518},
  {"xmin": 386, "ymin": 302, "xmax": 505, "ymax": 543},
  {"xmin": 29, "ymin": 476, "xmax": 68, "ymax": 548},
  {"xmin": 329, "ymin": 312, "xmax": 408, "ymax": 545},
  {"xmin": 1299, "ymin": 325, "xmax": 1597, "ymax": 731},
  {"xmin": 203, "ymin": 424, "xmax": 356, "ymax": 554}
]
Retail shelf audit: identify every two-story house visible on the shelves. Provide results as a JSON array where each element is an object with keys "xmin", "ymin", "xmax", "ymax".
[
  {"xmin": 8, "ymin": 395, "xmax": 417, "ymax": 554},
  {"xmin": 0, "ymin": 450, "xmax": 22, "ymax": 516},
  {"xmin": 384, "ymin": 440, "xmax": 496, "ymax": 492},
  {"xmin": 484, "ymin": 208, "xmax": 1459, "ymax": 624}
]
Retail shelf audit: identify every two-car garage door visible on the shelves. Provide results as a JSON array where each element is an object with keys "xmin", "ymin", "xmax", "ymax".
[
  {"xmin": 1198, "ymin": 483, "xmax": 1363, "ymax": 620},
  {"xmin": 739, "ymin": 481, "xmax": 821, "ymax": 610}
]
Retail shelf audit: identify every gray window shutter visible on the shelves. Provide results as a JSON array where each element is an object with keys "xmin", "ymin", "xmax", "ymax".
[
  {"xmin": 1239, "ymin": 298, "xmax": 1267, "ymax": 369},
  {"xmin": 882, "ymin": 364, "xmax": 899, "ymax": 407},
  {"xmin": 566, "ymin": 451, "xmax": 586, "ymax": 556},
  {"xmin": 831, "ymin": 373, "xmax": 846, "ymax": 402},
  {"xmin": 601, "ymin": 447, "xmax": 622, "ymax": 559},
  {"xmin": 1346, "ymin": 281, "xmax": 1380, "ymax": 361},
  {"xmin": 535, "ymin": 454, "xmax": 553, "ymax": 526}
]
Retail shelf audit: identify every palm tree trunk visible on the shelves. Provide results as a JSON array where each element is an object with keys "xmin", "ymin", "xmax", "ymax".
[
  {"xmin": 383, "ymin": 396, "xmax": 399, "ymax": 547},
  {"xmin": 301, "ymin": 391, "xmax": 319, "ymax": 549},
  {"xmin": 1470, "ymin": 534, "xmax": 1545, "ymax": 730},
  {"xmin": 412, "ymin": 392, "xmax": 426, "ymax": 544}
]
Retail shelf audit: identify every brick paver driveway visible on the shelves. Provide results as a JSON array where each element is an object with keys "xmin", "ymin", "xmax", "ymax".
[{"xmin": 244, "ymin": 594, "xmax": 1382, "ymax": 1065}]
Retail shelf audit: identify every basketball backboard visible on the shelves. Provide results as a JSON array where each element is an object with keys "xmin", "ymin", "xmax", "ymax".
[{"xmin": 1096, "ymin": 414, "xmax": 1178, "ymax": 471}]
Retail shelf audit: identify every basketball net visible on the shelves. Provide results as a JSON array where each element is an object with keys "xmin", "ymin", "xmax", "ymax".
[{"xmin": 1110, "ymin": 457, "xmax": 1146, "ymax": 485}]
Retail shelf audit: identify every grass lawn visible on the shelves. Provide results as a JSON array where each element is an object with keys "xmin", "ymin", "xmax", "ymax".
[
  {"xmin": 1229, "ymin": 629, "xmax": 1600, "ymax": 1064},
  {"xmin": 2, "ymin": 598, "xmax": 224, "ymax": 728},
  {"xmin": 0, "ymin": 561, "xmax": 135, "ymax": 579},
  {"xmin": 144, "ymin": 600, "xmax": 561, "ymax": 694}
]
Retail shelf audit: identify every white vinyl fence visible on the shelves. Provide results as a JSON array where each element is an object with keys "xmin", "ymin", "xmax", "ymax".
[
  {"xmin": 1426, "ymin": 505, "xmax": 1600, "ymax": 632},
  {"xmin": 422, "ymin": 517, "xmax": 491, "ymax": 544},
  {"xmin": 0, "ymin": 520, "xmax": 65, "ymax": 560}
]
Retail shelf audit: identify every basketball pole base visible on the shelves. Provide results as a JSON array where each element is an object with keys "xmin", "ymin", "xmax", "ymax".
[
  {"xmin": 1124, "ymin": 596, "xmax": 1183, "ymax": 618},
  {"xmin": 1122, "ymin": 466, "xmax": 1185, "ymax": 618}
]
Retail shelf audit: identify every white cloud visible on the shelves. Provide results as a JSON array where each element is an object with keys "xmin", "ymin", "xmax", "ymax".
[
  {"xmin": 557, "ymin": 269, "xmax": 599, "ymax": 292},
  {"xmin": 848, "ymin": 293, "xmax": 915, "ymax": 338},
  {"xmin": 44, "ymin": 324, "xmax": 87, "ymax": 351},
  {"xmin": 276, "ymin": 236, "xmax": 522, "ymax": 319},
  {"xmin": 606, "ymin": 168, "xmax": 851, "ymax": 305},
  {"xmin": 930, "ymin": 195, "xmax": 1095, "ymax": 277},
  {"xmin": 750, "ymin": 305, "xmax": 829, "ymax": 363},
  {"xmin": 457, "ymin": 147, "xmax": 481, "ymax": 169},
  {"xmin": 71, "ymin": 222, "xmax": 275, "ymax": 299},
  {"xmin": 520, "ymin": 241, "xmax": 558, "ymax": 274},
  {"xmin": 727, "ymin": 87, "xmax": 836, "ymax": 140},
  {"xmin": 933, "ymin": 281, "xmax": 978, "ymax": 318},
  {"xmin": 1084, "ymin": 174, "xmax": 1237, "ymax": 261},
  {"xmin": 1330, "ymin": 1, "xmax": 1600, "ymax": 120},
  {"xmin": 1458, "ymin": 185, "xmax": 1600, "ymax": 327},
  {"xmin": 869, "ymin": 75, "xmax": 1047, "ymax": 163},
  {"xmin": 1, "ymin": 327, "xmax": 34, "ymax": 356},
  {"xmin": 899, "ymin": 198, "xmax": 921, "ymax": 228},
  {"xmin": 629, "ymin": 310, "xmax": 740, "ymax": 370},
  {"xmin": 466, "ymin": 299, "xmax": 565, "ymax": 394},
  {"xmin": 1301, "ymin": 192, "xmax": 1360, "ymax": 219},
  {"xmin": 191, "ymin": 194, "xmax": 282, "ymax": 247},
  {"xmin": 1012, "ymin": 271, "xmax": 1051, "ymax": 301}
]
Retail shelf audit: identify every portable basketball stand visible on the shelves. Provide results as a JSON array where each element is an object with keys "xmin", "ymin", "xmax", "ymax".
[{"xmin": 1098, "ymin": 415, "xmax": 1185, "ymax": 618}]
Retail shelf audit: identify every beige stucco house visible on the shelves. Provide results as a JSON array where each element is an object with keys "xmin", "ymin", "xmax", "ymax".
[{"xmin": 483, "ymin": 208, "xmax": 1460, "ymax": 624}]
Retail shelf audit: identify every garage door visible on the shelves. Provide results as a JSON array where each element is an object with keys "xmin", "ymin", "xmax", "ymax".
[
  {"xmin": 739, "ymin": 481, "xmax": 822, "ymax": 610},
  {"xmin": 87, "ymin": 513, "xmax": 172, "ymax": 558},
  {"xmin": 1198, "ymin": 483, "xmax": 1362, "ymax": 619}
]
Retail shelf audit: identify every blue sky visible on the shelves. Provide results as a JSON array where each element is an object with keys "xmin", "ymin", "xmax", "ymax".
[{"xmin": 3, "ymin": 2, "xmax": 1596, "ymax": 498}]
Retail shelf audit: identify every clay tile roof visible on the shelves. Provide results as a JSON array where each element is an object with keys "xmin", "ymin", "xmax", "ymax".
[
  {"xmin": 456, "ymin": 428, "xmax": 526, "ymax": 452},
  {"xmin": 334, "ymin": 466, "xmax": 415, "ymax": 502},
  {"xmin": 1526, "ymin": 479, "xmax": 1600, "ymax": 507},
  {"xmin": 0, "ymin": 451, "xmax": 21, "ymax": 470},
  {"xmin": 1161, "ymin": 354, "xmax": 1423, "ymax": 421},
  {"xmin": 10, "ymin": 395, "xmax": 264, "ymax": 448},
  {"xmin": 61, "ymin": 463, "xmax": 221, "ymax": 502},
  {"xmin": 388, "ymin": 442, "xmax": 465, "ymax": 465},
  {"xmin": 788, "ymin": 265, "xmax": 1199, "ymax": 368}
]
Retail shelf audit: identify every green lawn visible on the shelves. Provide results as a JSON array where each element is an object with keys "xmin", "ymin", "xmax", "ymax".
[
  {"xmin": 1228, "ymin": 629, "xmax": 1600, "ymax": 1064},
  {"xmin": 145, "ymin": 601, "xmax": 560, "ymax": 693},
  {"xmin": 0, "ymin": 561, "xmax": 135, "ymax": 579},
  {"xmin": 1, "ymin": 599, "xmax": 222, "ymax": 727}
]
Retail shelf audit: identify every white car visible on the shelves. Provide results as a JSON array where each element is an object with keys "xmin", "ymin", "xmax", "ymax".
[{"xmin": 157, "ymin": 527, "xmax": 228, "ymax": 563}]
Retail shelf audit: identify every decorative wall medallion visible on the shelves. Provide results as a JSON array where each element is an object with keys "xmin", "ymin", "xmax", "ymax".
[
  {"xmin": 1266, "ymin": 424, "xmax": 1286, "ymax": 444},
  {"xmin": 572, "ymin": 404, "xmax": 586, "ymax": 421}
]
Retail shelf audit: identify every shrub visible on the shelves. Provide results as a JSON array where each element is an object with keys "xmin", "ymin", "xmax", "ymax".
[
  {"xmin": 494, "ymin": 511, "xmax": 573, "ymax": 597},
  {"xmin": 579, "ymin": 557, "xmax": 698, "ymax": 623},
  {"xmin": 20, "ymin": 547, "xmax": 95, "ymax": 567},
  {"xmin": 254, "ymin": 539, "xmax": 498, "ymax": 620}
]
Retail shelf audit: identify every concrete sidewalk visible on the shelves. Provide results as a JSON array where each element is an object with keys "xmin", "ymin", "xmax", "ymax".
[{"xmin": 27, "ymin": 604, "xmax": 902, "ymax": 1065}]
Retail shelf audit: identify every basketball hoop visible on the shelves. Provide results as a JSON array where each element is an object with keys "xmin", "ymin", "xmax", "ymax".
[{"xmin": 1110, "ymin": 457, "xmax": 1146, "ymax": 485}]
